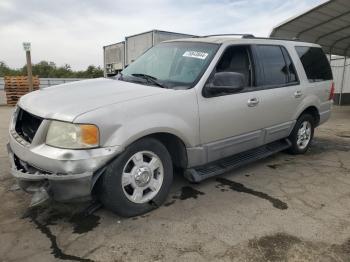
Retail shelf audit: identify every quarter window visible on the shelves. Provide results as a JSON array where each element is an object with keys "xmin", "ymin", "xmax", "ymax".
[{"xmin": 295, "ymin": 46, "xmax": 332, "ymax": 82}]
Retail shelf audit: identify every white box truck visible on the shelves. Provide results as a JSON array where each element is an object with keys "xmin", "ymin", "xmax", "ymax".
[
  {"xmin": 103, "ymin": 41, "xmax": 125, "ymax": 76},
  {"xmin": 103, "ymin": 30, "xmax": 194, "ymax": 76}
]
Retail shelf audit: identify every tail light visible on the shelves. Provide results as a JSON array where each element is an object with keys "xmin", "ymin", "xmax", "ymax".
[{"xmin": 329, "ymin": 81, "xmax": 335, "ymax": 100}]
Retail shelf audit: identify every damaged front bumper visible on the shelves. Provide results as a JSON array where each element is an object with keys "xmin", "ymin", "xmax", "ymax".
[{"xmin": 7, "ymin": 134, "xmax": 122, "ymax": 203}]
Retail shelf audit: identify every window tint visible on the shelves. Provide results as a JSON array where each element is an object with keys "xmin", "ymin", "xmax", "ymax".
[
  {"xmin": 295, "ymin": 46, "xmax": 332, "ymax": 81},
  {"xmin": 216, "ymin": 46, "xmax": 252, "ymax": 87},
  {"xmin": 281, "ymin": 47, "xmax": 298, "ymax": 83},
  {"xmin": 256, "ymin": 45, "xmax": 289, "ymax": 86}
]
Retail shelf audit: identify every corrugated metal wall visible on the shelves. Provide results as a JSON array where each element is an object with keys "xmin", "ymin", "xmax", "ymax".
[
  {"xmin": 104, "ymin": 42, "xmax": 125, "ymax": 71},
  {"xmin": 125, "ymin": 31, "xmax": 153, "ymax": 65},
  {"xmin": 153, "ymin": 31, "xmax": 193, "ymax": 44},
  {"xmin": 331, "ymin": 58, "xmax": 350, "ymax": 94},
  {"xmin": 124, "ymin": 30, "xmax": 194, "ymax": 66}
]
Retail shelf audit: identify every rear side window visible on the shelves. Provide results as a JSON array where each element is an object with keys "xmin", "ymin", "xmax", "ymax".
[
  {"xmin": 255, "ymin": 45, "xmax": 298, "ymax": 86},
  {"xmin": 295, "ymin": 46, "xmax": 332, "ymax": 82}
]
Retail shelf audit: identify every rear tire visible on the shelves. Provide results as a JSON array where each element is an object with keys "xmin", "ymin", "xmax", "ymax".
[
  {"xmin": 287, "ymin": 114, "xmax": 315, "ymax": 154},
  {"xmin": 98, "ymin": 138, "xmax": 173, "ymax": 217}
]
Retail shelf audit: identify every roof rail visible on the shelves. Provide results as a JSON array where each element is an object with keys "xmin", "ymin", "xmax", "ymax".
[
  {"xmin": 193, "ymin": 34, "xmax": 303, "ymax": 42},
  {"xmin": 243, "ymin": 36, "xmax": 301, "ymax": 41},
  {"xmin": 195, "ymin": 34, "xmax": 255, "ymax": 38}
]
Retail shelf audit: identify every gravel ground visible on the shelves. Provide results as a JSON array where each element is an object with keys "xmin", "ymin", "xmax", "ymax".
[{"xmin": 0, "ymin": 105, "xmax": 350, "ymax": 262}]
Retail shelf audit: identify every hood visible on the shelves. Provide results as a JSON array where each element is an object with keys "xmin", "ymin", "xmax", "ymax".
[{"xmin": 19, "ymin": 78, "xmax": 169, "ymax": 122}]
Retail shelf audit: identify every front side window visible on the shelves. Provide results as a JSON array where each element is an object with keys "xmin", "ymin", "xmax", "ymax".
[
  {"xmin": 121, "ymin": 42, "xmax": 219, "ymax": 88},
  {"xmin": 295, "ymin": 46, "xmax": 332, "ymax": 82},
  {"xmin": 215, "ymin": 45, "xmax": 253, "ymax": 87}
]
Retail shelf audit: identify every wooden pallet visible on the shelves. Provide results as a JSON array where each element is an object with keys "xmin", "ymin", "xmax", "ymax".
[
  {"xmin": 4, "ymin": 76, "xmax": 40, "ymax": 106},
  {"xmin": 5, "ymin": 86, "xmax": 39, "ymax": 90}
]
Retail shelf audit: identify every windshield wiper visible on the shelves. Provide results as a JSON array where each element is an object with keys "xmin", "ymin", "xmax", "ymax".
[{"xmin": 131, "ymin": 73, "xmax": 168, "ymax": 89}]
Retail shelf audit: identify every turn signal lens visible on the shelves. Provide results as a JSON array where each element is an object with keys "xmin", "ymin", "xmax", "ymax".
[{"xmin": 81, "ymin": 124, "xmax": 99, "ymax": 146}]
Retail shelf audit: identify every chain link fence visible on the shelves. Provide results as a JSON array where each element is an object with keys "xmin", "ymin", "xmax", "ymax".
[{"xmin": 0, "ymin": 77, "xmax": 86, "ymax": 90}]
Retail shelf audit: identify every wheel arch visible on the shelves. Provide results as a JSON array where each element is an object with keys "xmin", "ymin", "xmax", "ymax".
[
  {"xmin": 108, "ymin": 130, "xmax": 189, "ymax": 170},
  {"xmin": 91, "ymin": 131, "xmax": 187, "ymax": 199},
  {"xmin": 297, "ymin": 106, "xmax": 320, "ymax": 126},
  {"xmin": 144, "ymin": 132, "xmax": 188, "ymax": 169}
]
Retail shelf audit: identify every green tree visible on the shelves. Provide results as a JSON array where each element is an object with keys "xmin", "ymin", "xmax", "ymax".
[
  {"xmin": 85, "ymin": 65, "xmax": 104, "ymax": 78},
  {"xmin": 0, "ymin": 61, "xmax": 103, "ymax": 78},
  {"xmin": 0, "ymin": 62, "xmax": 21, "ymax": 76},
  {"xmin": 29, "ymin": 61, "xmax": 56, "ymax": 77}
]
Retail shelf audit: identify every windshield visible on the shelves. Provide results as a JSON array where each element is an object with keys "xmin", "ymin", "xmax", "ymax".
[{"xmin": 120, "ymin": 41, "xmax": 219, "ymax": 88}]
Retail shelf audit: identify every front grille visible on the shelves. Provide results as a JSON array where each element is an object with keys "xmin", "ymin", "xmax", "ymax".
[
  {"xmin": 15, "ymin": 108, "xmax": 43, "ymax": 143},
  {"xmin": 13, "ymin": 154, "xmax": 52, "ymax": 175}
]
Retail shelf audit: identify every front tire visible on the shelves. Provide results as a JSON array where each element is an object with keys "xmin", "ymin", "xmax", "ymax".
[
  {"xmin": 288, "ymin": 114, "xmax": 315, "ymax": 154},
  {"xmin": 99, "ymin": 138, "xmax": 173, "ymax": 217}
]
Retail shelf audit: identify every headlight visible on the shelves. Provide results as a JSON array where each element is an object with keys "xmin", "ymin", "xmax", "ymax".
[{"xmin": 46, "ymin": 121, "xmax": 99, "ymax": 149}]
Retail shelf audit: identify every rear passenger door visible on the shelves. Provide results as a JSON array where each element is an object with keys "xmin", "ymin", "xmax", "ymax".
[{"xmin": 252, "ymin": 44, "xmax": 302, "ymax": 143}]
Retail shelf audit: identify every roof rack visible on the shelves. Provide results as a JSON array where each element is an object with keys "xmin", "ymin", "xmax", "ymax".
[
  {"xmin": 242, "ymin": 36, "xmax": 301, "ymax": 41},
  {"xmin": 195, "ymin": 34, "xmax": 255, "ymax": 38},
  {"xmin": 194, "ymin": 34, "xmax": 302, "ymax": 42}
]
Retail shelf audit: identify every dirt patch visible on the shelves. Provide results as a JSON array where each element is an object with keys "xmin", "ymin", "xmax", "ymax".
[
  {"xmin": 267, "ymin": 164, "xmax": 282, "ymax": 169},
  {"xmin": 308, "ymin": 137, "xmax": 350, "ymax": 154},
  {"xmin": 238, "ymin": 233, "xmax": 350, "ymax": 262},
  {"xmin": 248, "ymin": 233, "xmax": 301, "ymax": 261},
  {"xmin": 337, "ymin": 131, "xmax": 350, "ymax": 139}
]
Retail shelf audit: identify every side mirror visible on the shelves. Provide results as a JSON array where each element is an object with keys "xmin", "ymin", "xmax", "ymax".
[{"xmin": 207, "ymin": 72, "xmax": 245, "ymax": 94}]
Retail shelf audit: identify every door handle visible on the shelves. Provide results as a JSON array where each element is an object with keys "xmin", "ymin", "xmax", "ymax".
[
  {"xmin": 247, "ymin": 98, "xmax": 259, "ymax": 107},
  {"xmin": 294, "ymin": 90, "xmax": 302, "ymax": 98}
]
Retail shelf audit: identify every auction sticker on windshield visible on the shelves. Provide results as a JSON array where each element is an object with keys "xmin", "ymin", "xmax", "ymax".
[{"xmin": 183, "ymin": 51, "xmax": 208, "ymax": 60}]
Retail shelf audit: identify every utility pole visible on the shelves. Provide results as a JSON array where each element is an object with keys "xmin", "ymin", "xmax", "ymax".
[
  {"xmin": 23, "ymin": 42, "xmax": 33, "ymax": 92},
  {"xmin": 339, "ymin": 56, "xmax": 347, "ymax": 106}
]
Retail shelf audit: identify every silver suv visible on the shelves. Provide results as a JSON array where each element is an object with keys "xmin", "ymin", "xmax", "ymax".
[{"xmin": 7, "ymin": 35, "xmax": 334, "ymax": 216}]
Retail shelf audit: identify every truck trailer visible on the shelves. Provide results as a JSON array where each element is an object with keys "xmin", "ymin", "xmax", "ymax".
[{"xmin": 103, "ymin": 30, "xmax": 194, "ymax": 76}]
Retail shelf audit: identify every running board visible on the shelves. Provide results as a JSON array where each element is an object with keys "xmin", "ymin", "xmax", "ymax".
[{"xmin": 184, "ymin": 139, "xmax": 291, "ymax": 182}]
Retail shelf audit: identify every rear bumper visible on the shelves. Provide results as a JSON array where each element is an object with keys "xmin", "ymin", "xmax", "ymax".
[
  {"xmin": 319, "ymin": 109, "xmax": 331, "ymax": 126},
  {"xmin": 318, "ymin": 100, "xmax": 332, "ymax": 126}
]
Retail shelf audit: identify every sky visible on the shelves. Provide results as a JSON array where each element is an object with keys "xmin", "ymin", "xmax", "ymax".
[{"xmin": 0, "ymin": 0, "xmax": 326, "ymax": 70}]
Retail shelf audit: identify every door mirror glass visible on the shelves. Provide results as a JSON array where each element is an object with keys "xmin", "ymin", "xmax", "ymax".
[{"xmin": 207, "ymin": 72, "xmax": 245, "ymax": 93}]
